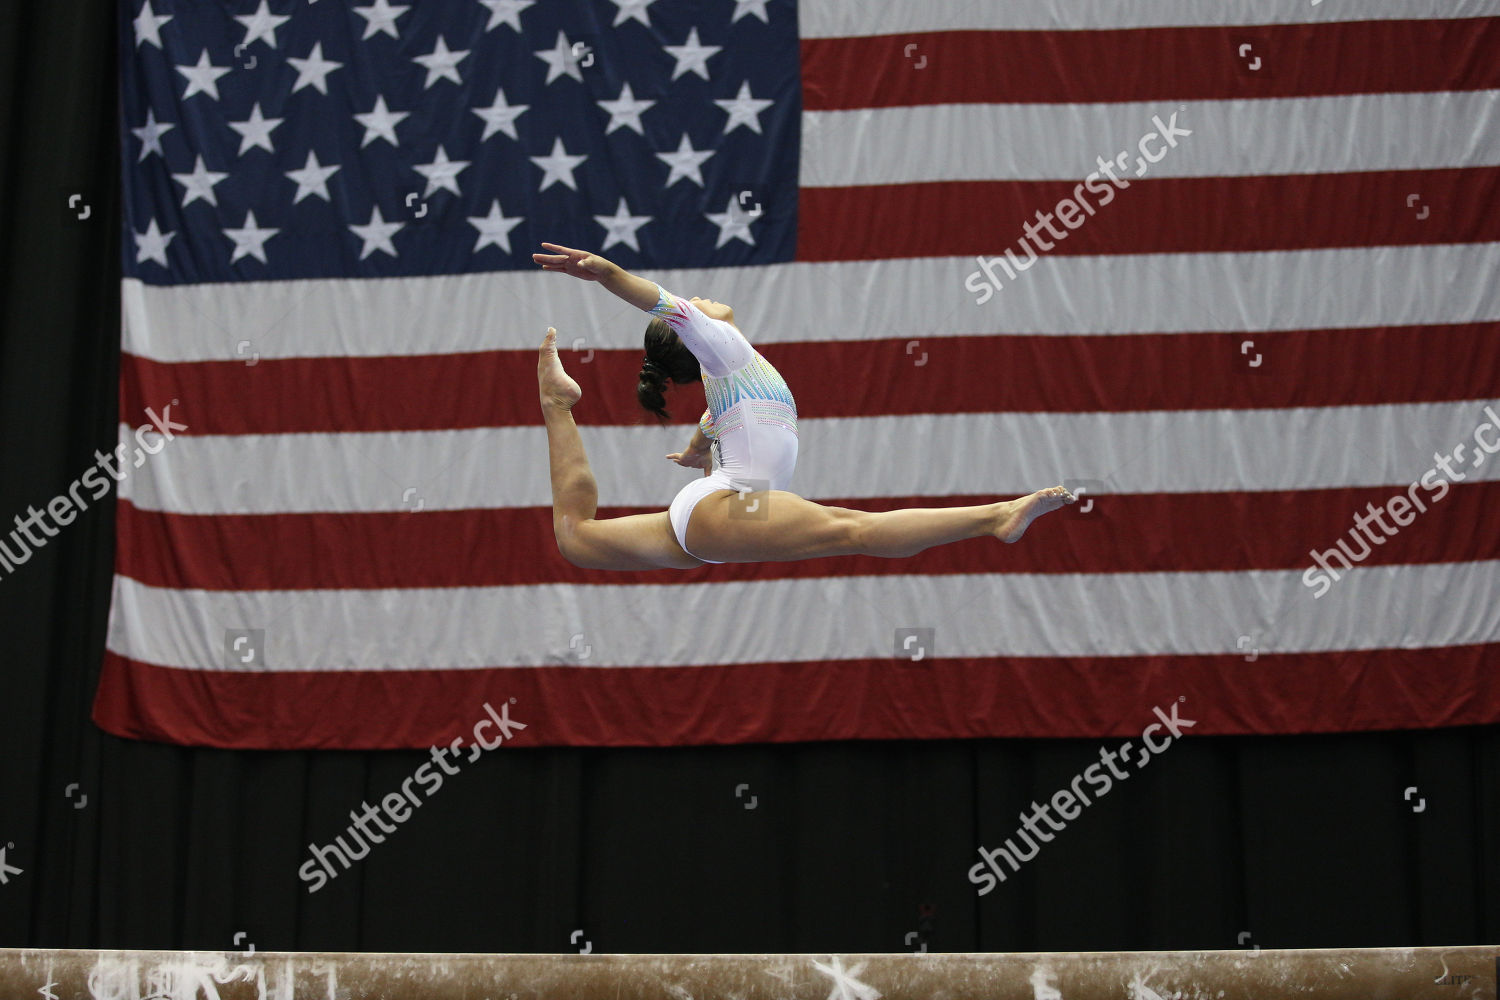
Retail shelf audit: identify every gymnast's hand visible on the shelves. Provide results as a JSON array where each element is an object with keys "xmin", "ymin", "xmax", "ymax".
[
  {"xmin": 667, "ymin": 441, "xmax": 712, "ymax": 470},
  {"xmin": 533, "ymin": 243, "xmax": 612, "ymax": 281}
]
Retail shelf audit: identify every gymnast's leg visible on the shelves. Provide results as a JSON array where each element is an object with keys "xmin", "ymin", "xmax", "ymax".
[
  {"xmin": 537, "ymin": 328, "xmax": 704, "ymax": 571},
  {"xmin": 684, "ymin": 487, "xmax": 1075, "ymax": 564}
]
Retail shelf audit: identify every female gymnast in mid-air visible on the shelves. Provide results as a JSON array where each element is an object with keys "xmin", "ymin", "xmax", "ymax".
[{"xmin": 531, "ymin": 242, "xmax": 1076, "ymax": 570}]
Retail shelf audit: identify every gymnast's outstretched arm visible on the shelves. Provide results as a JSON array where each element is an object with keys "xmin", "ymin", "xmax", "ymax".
[
  {"xmin": 532, "ymin": 242, "xmax": 659, "ymax": 309},
  {"xmin": 532, "ymin": 242, "xmax": 752, "ymax": 376}
]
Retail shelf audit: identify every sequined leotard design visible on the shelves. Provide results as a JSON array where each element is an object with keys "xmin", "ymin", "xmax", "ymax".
[{"xmin": 648, "ymin": 285, "xmax": 799, "ymax": 563}]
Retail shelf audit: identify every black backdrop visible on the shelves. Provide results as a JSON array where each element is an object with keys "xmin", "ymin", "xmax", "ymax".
[{"xmin": 1, "ymin": 0, "xmax": 1496, "ymax": 954}]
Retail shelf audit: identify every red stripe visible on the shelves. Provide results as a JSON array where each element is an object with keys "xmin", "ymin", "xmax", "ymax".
[
  {"xmin": 118, "ymin": 323, "xmax": 1500, "ymax": 433},
  {"xmin": 115, "ymin": 482, "xmax": 1500, "ymax": 591},
  {"xmin": 800, "ymin": 19, "xmax": 1500, "ymax": 110},
  {"xmin": 118, "ymin": 350, "xmax": 580, "ymax": 434},
  {"xmin": 92, "ymin": 644, "xmax": 1500, "ymax": 748},
  {"xmin": 796, "ymin": 169, "xmax": 1500, "ymax": 262}
]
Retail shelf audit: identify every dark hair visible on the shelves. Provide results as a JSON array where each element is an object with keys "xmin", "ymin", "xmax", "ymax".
[{"xmin": 636, "ymin": 317, "xmax": 701, "ymax": 421}]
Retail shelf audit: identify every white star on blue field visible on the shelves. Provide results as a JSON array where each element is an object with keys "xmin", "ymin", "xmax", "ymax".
[{"xmin": 120, "ymin": 0, "xmax": 801, "ymax": 284}]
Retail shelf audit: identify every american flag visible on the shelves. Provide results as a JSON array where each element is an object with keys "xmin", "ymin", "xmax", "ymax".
[{"xmin": 98, "ymin": 0, "xmax": 1500, "ymax": 748}]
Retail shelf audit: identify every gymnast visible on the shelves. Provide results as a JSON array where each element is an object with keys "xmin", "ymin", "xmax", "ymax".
[{"xmin": 531, "ymin": 242, "xmax": 1076, "ymax": 569}]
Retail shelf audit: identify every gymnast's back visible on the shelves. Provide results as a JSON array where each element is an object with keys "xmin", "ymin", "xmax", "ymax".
[{"xmin": 647, "ymin": 285, "xmax": 800, "ymax": 490}]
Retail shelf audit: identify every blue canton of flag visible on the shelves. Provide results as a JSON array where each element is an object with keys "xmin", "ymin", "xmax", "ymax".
[{"xmin": 120, "ymin": 0, "xmax": 800, "ymax": 284}]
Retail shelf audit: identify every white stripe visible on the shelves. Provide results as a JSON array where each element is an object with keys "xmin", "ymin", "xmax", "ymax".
[
  {"xmin": 122, "ymin": 243, "xmax": 1500, "ymax": 361},
  {"xmin": 117, "ymin": 399, "xmax": 1500, "ymax": 513},
  {"xmin": 801, "ymin": 91, "xmax": 1500, "ymax": 185},
  {"xmin": 105, "ymin": 560, "xmax": 1500, "ymax": 670},
  {"xmin": 800, "ymin": 0, "xmax": 1500, "ymax": 37}
]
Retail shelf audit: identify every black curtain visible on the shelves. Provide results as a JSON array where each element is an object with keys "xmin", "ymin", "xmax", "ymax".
[{"xmin": 1, "ymin": 0, "xmax": 1496, "ymax": 954}]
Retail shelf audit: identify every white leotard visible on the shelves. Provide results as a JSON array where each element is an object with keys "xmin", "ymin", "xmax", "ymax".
[{"xmin": 649, "ymin": 285, "xmax": 799, "ymax": 563}]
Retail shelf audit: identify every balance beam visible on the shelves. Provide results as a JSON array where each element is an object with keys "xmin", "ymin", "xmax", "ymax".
[{"xmin": 1, "ymin": 946, "xmax": 1494, "ymax": 1000}]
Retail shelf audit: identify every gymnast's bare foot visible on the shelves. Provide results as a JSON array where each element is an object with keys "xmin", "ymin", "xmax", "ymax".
[
  {"xmin": 994, "ymin": 486, "xmax": 1076, "ymax": 543},
  {"xmin": 538, "ymin": 327, "xmax": 582, "ymax": 410}
]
